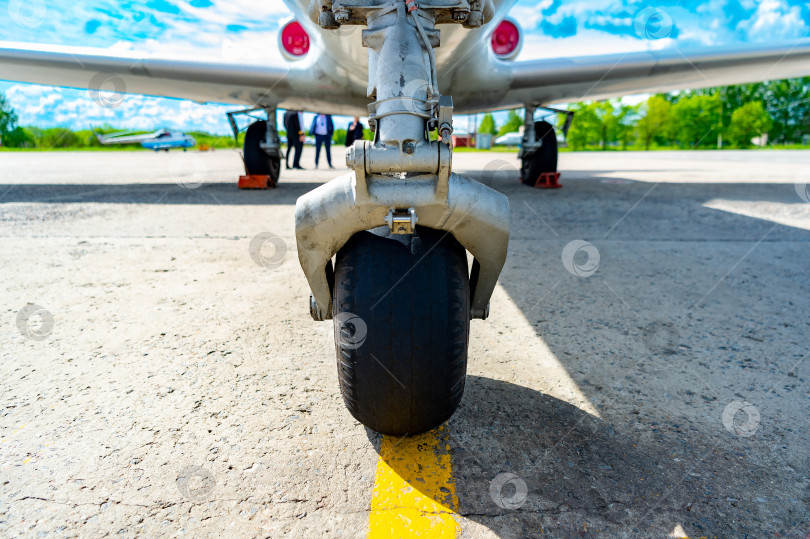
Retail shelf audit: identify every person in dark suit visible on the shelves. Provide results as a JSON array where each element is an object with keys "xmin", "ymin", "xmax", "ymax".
[
  {"xmin": 345, "ymin": 116, "xmax": 365, "ymax": 147},
  {"xmin": 283, "ymin": 110, "xmax": 305, "ymax": 169},
  {"xmin": 309, "ymin": 114, "xmax": 334, "ymax": 169}
]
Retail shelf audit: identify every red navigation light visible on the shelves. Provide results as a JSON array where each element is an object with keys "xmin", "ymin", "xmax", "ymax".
[
  {"xmin": 280, "ymin": 21, "xmax": 310, "ymax": 58},
  {"xmin": 491, "ymin": 19, "xmax": 521, "ymax": 59}
]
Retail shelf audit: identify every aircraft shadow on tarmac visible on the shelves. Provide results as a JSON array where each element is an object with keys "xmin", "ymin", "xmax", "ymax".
[
  {"xmin": 0, "ymin": 182, "xmax": 317, "ymax": 206},
  {"xmin": 0, "ymin": 171, "xmax": 800, "ymax": 209},
  {"xmin": 362, "ymin": 168, "xmax": 809, "ymax": 537},
  {"xmin": 365, "ymin": 374, "xmax": 807, "ymax": 538}
]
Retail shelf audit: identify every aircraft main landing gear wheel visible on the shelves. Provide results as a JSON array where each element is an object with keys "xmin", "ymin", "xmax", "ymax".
[
  {"xmin": 244, "ymin": 120, "xmax": 281, "ymax": 182},
  {"xmin": 521, "ymin": 120, "xmax": 558, "ymax": 185},
  {"xmin": 332, "ymin": 226, "xmax": 470, "ymax": 436}
]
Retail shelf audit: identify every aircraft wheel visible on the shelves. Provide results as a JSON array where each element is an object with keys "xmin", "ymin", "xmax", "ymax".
[
  {"xmin": 521, "ymin": 120, "xmax": 557, "ymax": 185},
  {"xmin": 244, "ymin": 120, "xmax": 281, "ymax": 182},
  {"xmin": 332, "ymin": 226, "xmax": 470, "ymax": 436}
]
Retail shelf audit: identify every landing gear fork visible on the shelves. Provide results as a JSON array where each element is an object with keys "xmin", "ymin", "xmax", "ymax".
[{"xmin": 296, "ymin": 0, "xmax": 509, "ymax": 321}]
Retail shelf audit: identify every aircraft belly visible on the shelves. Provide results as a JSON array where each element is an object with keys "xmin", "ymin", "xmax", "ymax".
[{"xmin": 280, "ymin": 0, "xmax": 520, "ymax": 115}]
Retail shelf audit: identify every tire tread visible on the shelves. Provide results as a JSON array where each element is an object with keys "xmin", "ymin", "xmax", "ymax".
[{"xmin": 333, "ymin": 227, "xmax": 470, "ymax": 435}]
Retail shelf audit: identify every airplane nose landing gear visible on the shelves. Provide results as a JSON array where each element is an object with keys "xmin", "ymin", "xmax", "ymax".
[{"xmin": 296, "ymin": 0, "xmax": 507, "ymax": 435}]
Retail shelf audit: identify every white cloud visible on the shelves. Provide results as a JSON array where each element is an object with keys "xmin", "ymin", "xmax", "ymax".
[
  {"xmin": 736, "ymin": 0, "xmax": 808, "ymax": 40},
  {"xmin": 510, "ymin": 2, "xmax": 553, "ymax": 30},
  {"xmin": 0, "ymin": 0, "xmax": 300, "ymax": 133},
  {"xmin": 1, "ymin": 83, "xmax": 364, "ymax": 135},
  {"xmin": 175, "ymin": 0, "xmax": 292, "ymax": 22},
  {"xmin": 4, "ymin": 84, "xmax": 235, "ymax": 133},
  {"xmin": 517, "ymin": 29, "xmax": 657, "ymax": 61}
]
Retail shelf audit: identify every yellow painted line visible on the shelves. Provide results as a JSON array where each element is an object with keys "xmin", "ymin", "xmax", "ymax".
[{"xmin": 369, "ymin": 426, "xmax": 459, "ymax": 538}]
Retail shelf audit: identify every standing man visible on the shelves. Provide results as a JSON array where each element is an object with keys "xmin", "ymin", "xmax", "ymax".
[
  {"xmin": 345, "ymin": 116, "xmax": 365, "ymax": 147},
  {"xmin": 283, "ymin": 110, "xmax": 305, "ymax": 170},
  {"xmin": 309, "ymin": 113, "xmax": 334, "ymax": 169}
]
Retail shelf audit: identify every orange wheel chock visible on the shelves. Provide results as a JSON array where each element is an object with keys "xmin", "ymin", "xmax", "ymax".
[
  {"xmin": 238, "ymin": 174, "xmax": 276, "ymax": 189},
  {"xmin": 531, "ymin": 172, "xmax": 562, "ymax": 189}
]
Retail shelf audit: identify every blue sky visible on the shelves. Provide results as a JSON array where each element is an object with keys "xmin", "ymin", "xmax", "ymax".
[{"xmin": 1, "ymin": 0, "xmax": 808, "ymax": 134}]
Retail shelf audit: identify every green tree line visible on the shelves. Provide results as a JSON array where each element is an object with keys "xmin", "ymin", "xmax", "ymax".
[
  {"xmin": 480, "ymin": 76, "xmax": 810, "ymax": 150},
  {"xmin": 0, "ymin": 111, "xmax": 244, "ymax": 150}
]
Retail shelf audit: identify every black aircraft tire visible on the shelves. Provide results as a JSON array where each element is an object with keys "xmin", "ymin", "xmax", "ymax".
[
  {"xmin": 521, "ymin": 120, "xmax": 558, "ymax": 185},
  {"xmin": 332, "ymin": 226, "xmax": 470, "ymax": 436},
  {"xmin": 244, "ymin": 120, "xmax": 281, "ymax": 182}
]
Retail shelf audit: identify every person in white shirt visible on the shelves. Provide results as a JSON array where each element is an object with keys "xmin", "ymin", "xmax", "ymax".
[{"xmin": 309, "ymin": 114, "xmax": 335, "ymax": 169}]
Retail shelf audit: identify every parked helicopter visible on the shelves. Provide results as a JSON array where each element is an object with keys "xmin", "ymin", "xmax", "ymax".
[{"xmin": 94, "ymin": 129, "xmax": 196, "ymax": 151}]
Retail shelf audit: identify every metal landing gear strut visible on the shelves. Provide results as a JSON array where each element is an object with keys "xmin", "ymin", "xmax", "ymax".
[
  {"xmin": 519, "ymin": 105, "xmax": 574, "ymax": 188},
  {"xmin": 296, "ymin": 0, "xmax": 508, "ymax": 435},
  {"xmin": 227, "ymin": 107, "xmax": 282, "ymax": 189}
]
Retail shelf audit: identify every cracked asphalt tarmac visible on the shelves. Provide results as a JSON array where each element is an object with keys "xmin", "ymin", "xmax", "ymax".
[{"xmin": 1, "ymin": 149, "xmax": 809, "ymax": 537}]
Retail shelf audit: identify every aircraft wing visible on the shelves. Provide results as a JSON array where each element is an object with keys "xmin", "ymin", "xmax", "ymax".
[
  {"xmin": 453, "ymin": 39, "xmax": 810, "ymax": 112},
  {"xmin": 0, "ymin": 40, "xmax": 367, "ymax": 115},
  {"xmin": 4, "ymin": 36, "xmax": 810, "ymax": 117}
]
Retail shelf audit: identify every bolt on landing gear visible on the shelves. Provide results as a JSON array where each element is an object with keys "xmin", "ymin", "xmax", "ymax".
[{"xmin": 296, "ymin": 0, "xmax": 507, "ymax": 435}]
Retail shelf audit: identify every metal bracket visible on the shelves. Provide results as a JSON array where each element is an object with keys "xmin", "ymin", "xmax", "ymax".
[
  {"xmin": 519, "ymin": 104, "xmax": 539, "ymax": 160},
  {"xmin": 318, "ymin": 0, "xmax": 495, "ymax": 27},
  {"xmin": 259, "ymin": 107, "xmax": 281, "ymax": 158},
  {"xmin": 385, "ymin": 208, "xmax": 418, "ymax": 234},
  {"xmin": 438, "ymin": 95, "xmax": 454, "ymax": 142}
]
